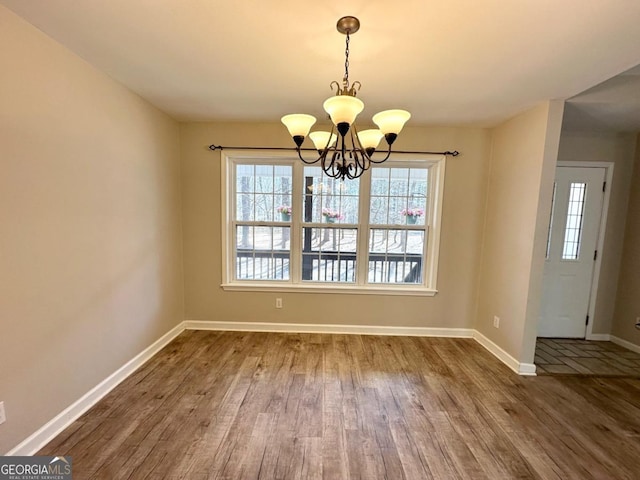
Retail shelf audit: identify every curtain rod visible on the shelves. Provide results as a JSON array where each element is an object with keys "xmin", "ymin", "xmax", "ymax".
[{"xmin": 208, "ymin": 144, "xmax": 459, "ymax": 156}]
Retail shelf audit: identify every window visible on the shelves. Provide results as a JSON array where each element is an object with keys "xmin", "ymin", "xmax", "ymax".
[
  {"xmin": 222, "ymin": 151, "xmax": 445, "ymax": 295},
  {"xmin": 235, "ymin": 164, "xmax": 293, "ymax": 280},
  {"xmin": 562, "ymin": 182, "xmax": 587, "ymax": 260}
]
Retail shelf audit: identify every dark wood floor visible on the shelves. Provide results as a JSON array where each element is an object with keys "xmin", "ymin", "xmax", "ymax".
[{"xmin": 40, "ymin": 331, "xmax": 640, "ymax": 479}]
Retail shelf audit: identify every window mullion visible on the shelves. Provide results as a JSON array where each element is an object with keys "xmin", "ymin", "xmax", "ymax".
[
  {"xmin": 425, "ymin": 158, "xmax": 445, "ymax": 290},
  {"xmin": 223, "ymin": 158, "xmax": 234, "ymax": 284},
  {"xmin": 356, "ymin": 168, "xmax": 372, "ymax": 286},
  {"xmin": 291, "ymin": 160, "xmax": 303, "ymax": 283}
]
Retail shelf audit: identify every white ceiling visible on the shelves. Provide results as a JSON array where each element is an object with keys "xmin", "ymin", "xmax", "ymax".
[
  {"xmin": 563, "ymin": 65, "xmax": 640, "ymax": 132},
  {"xmin": 3, "ymin": 0, "xmax": 640, "ymax": 127}
]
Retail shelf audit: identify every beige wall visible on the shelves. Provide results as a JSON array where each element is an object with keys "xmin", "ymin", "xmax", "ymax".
[
  {"xmin": 475, "ymin": 102, "xmax": 564, "ymax": 363},
  {"xmin": 181, "ymin": 122, "xmax": 491, "ymax": 328},
  {"xmin": 556, "ymin": 131, "xmax": 636, "ymax": 335},
  {"xmin": 612, "ymin": 133, "xmax": 640, "ymax": 346},
  {"xmin": 0, "ymin": 6, "xmax": 183, "ymax": 454}
]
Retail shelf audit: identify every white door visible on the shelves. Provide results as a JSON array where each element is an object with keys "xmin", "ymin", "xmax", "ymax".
[{"xmin": 538, "ymin": 166, "xmax": 606, "ymax": 338}]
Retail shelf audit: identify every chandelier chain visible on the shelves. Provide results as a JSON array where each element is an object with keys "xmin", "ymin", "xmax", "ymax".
[{"xmin": 343, "ymin": 32, "xmax": 350, "ymax": 90}]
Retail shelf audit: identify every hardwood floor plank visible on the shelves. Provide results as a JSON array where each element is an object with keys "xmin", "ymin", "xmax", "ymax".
[{"xmin": 37, "ymin": 331, "xmax": 640, "ymax": 479}]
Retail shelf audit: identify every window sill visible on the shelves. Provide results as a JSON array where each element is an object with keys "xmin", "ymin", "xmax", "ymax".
[{"xmin": 221, "ymin": 283, "xmax": 438, "ymax": 297}]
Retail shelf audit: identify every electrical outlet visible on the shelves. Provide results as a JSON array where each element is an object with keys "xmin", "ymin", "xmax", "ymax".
[
  {"xmin": 276, "ymin": 298, "xmax": 283, "ymax": 309},
  {"xmin": 493, "ymin": 316, "xmax": 500, "ymax": 328},
  {"xmin": 0, "ymin": 401, "xmax": 6, "ymax": 425}
]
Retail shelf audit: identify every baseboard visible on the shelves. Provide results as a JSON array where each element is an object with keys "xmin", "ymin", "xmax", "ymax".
[
  {"xmin": 610, "ymin": 335, "xmax": 640, "ymax": 354},
  {"xmin": 473, "ymin": 331, "xmax": 537, "ymax": 376},
  {"xmin": 6, "ymin": 321, "xmax": 186, "ymax": 456},
  {"xmin": 185, "ymin": 321, "xmax": 536, "ymax": 375},
  {"xmin": 184, "ymin": 320, "xmax": 475, "ymax": 338},
  {"xmin": 586, "ymin": 333, "xmax": 611, "ymax": 341},
  {"xmin": 189, "ymin": 321, "xmax": 540, "ymax": 374}
]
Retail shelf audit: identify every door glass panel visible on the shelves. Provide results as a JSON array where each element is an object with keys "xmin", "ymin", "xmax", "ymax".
[{"xmin": 562, "ymin": 183, "xmax": 587, "ymax": 260}]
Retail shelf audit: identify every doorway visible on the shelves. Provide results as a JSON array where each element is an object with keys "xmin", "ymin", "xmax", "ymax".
[{"xmin": 538, "ymin": 164, "xmax": 610, "ymax": 338}]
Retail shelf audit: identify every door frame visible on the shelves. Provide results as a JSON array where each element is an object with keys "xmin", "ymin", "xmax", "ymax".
[{"xmin": 555, "ymin": 161, "xmax": 614, "ymax": 340}]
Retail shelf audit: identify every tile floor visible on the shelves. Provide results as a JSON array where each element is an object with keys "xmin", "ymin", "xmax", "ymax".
[{"xmin": 535, "ymin": 338, "xmax": 640, "ymax": 376}]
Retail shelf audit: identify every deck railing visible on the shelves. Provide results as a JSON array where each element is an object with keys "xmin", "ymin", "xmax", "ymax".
[{"xmin": 236, "ymin": 249, "xmax": 422, "ymax": 284}]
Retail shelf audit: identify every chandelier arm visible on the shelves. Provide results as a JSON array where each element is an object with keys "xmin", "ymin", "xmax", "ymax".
[
  {"xmin": 321, "ymin": 150, "xmax": 334, "ymax": 175},
  {"xmin": 338, "ymin": 152, "xmax": 349, "ymax": 179},
  {"xmin": 323, "ymin": 151, "xmax": 341, "ymax": 179},
  {"xmin": 324, "ymin": 124, "xmax": 338, "ymax": 151},
  {"xmin": 296, "ymin": 148, "xmax": 323, "ymax": 165},
  {"xmin": 368, "ymin": 143, "xmax": 393, "ymax": 164},
  {"xmin": 346, "ymin": 150, "xmax": 355, "ymax": 176},
  {"xmin": 349, "ymin": 128, "xmax": 370, "ymax": 176},
  {"xmin": 348, "ymin": 153, "xmax": 361, "ymax": 179},
  {"xmin": 325, "ymin": 168, "xmax": 341, "ymax": 180},
  {"xmin": 360, "ymin": 152, "xmax": 371, "ymax": 173},
  {"xmin": 360, "ymin": 152, "xmax": 371, "ymax": 176},
  {"xmin": 348, "ymin": 120, "xmax": 375, "ymax": 166},
  {"xmin": 345, "ymin": 158, "xmax": 362, "ymax": 180},
  {"xmin": 349, "ymin": 124, "xmax": 361, "ymax": 151},
  {"xmin": 350, "ymin": 124, "xmax": 370, "ymax": 161}
]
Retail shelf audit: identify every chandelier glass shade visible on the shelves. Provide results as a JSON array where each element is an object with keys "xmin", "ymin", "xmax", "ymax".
[{"xmin": 281, "ymin": 16, "xmax": 410, "ymax": 180}]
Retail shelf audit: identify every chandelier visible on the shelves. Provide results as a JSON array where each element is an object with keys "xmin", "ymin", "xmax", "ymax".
[{"xmin": 281, "ymin": 16, "xmax": 411, "ymax": 180}]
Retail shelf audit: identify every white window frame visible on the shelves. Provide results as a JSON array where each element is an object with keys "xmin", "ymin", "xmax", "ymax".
[{"xmin": 221, "ymin": 150, "xmax": 445, "ymax": 296}]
